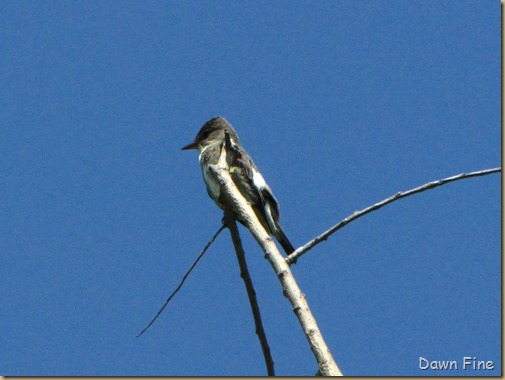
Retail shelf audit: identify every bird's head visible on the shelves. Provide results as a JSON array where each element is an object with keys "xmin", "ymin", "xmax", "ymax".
[{"xmin": 182, "ymin": 117, "xmax": 239, "ymax": 151}]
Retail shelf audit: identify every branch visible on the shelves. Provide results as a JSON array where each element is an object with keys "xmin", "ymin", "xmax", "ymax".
[
  {"xmin": 286, "ymin": 167, "xmax": 501, "ymax": 265},
  {"xmin": 223, "ymin": 207, "xmax": 275, "ymax": 376},
  {"xmin": 137, "ymin": 225, "xmax": 226, "ymax": 337},
  {"xmin": 210, "ymin": 142, "xmax": 343, "ymax": 376}
]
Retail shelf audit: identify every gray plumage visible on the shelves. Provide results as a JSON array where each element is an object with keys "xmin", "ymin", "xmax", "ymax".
[{"xmin": 182, "ymin": 117, "xmax": 295, "ymax": 255}]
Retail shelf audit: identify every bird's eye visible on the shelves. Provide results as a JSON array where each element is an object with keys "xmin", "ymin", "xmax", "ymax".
[{"xmin": 201, "ymin": 129, "xmax": 210, "ymax": 138}]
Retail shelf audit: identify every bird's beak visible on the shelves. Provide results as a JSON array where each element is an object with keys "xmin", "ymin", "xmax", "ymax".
[{"xmin": 181, "ymin": 141, "xmax": 198, "ymax": 150}]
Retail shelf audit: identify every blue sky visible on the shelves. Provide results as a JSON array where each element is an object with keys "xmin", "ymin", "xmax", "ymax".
[{"xmin": 1, "ymin": 1, "xmax": 500, "ymax": 376}]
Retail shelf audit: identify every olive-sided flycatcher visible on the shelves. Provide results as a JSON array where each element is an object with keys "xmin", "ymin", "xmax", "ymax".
[{"xmin": 182, "ymin": 117, "xmax": 295, "ymax": 255}]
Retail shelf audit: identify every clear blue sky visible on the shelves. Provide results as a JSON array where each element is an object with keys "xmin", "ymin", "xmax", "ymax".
[{"xmin": 1, "ymin": 1, "xmax": 500, "ymax": 376}]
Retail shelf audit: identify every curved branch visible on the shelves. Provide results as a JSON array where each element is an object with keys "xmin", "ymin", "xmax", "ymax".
[{"xmin": 286, "ymin": 167, "xmax": 501, "ymax": 265}]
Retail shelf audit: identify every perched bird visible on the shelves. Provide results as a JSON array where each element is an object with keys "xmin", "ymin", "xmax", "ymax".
[{"xmin": 182, "ymin": 117, "xmax": 295, "ymax": 255}]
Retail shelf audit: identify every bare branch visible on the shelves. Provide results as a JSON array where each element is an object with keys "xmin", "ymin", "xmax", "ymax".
[
  {"xmin": 137, "ymin": 225, "xmax": 226, "ymax": 337},
  {"xmin": 286, "ymin": 167, "xmax": 501, "ymax": 265},
  {"xmin": 210, "ymin": 143, "xmax": 343, "ymax": 376},
  {"xmin": 223, "ymin": 207, "xmax": 275, "ymax": 376}
]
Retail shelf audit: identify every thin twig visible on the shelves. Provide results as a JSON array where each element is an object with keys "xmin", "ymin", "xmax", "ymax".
[
  {"xmin": 137, "ymin": 225, "xmax": 226, "ymax": 337},
  {"xmin": 286, "ymin": 167, "xmax": 501, "ymax": 265},
  {"xmin": 224, "ymin": 207, "xmax": 275, "ymax": 376}
]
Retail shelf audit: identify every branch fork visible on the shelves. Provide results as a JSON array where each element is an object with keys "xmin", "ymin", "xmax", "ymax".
[{"xmin": 209, "ymin": 140, "xmax": 343, "ymax": 376}]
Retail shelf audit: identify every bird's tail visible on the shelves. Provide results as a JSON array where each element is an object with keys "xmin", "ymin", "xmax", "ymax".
[
  {"xmin": 262, "ymin": 202, "xmax": 295, "ymax": 255},
  {"xmin": 275, "ymin": 223, "xmax": 295, "ymax": 255}
]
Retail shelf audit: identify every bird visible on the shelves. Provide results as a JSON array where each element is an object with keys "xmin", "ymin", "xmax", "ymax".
[{"xmin": 182, "ymin": 116, "xmax": 295, "ymax": 255}]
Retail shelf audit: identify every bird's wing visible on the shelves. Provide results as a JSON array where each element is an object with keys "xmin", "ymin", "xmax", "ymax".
[{"xmin": 231, "ymin": 142, "xmax": 280, "ymax": 227}]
